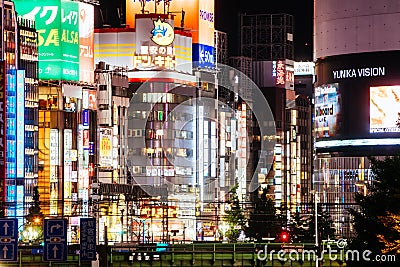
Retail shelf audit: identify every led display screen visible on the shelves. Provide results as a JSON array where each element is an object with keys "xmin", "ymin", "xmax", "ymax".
[
  {"xmin": 314, "ymin": 51, "xmax": 400, "ymax": 153},
  {"xmin": 370, "ymin": 86, "xmax": 400, "ymax": 133},
  {"xmin": 314, "ymin": 83, "xmax": 341, "ymax": 139}
]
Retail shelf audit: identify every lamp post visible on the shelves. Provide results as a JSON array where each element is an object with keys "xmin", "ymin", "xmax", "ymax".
[
  {"xmin": 120, "ymin": 209, "xmax": 125, "ymax": 243},
  {"xmin": 311, "ymin": 190, "xmax": 320, "ymax": 267}
]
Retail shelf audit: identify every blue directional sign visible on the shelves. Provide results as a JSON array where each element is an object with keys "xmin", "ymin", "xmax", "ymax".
[
  {"xmin": 44, "ymin": 219, "xmax": 67, "ymax": 262},
  {"xmin": 80, "ymin": 218, "xmax": 96, "ymax": 261},
  {"xmin": 0, "ymin": 219, "xmax": 18, "ymax": 262}
]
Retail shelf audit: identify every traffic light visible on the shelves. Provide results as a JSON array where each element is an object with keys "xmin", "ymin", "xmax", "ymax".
[{"xmin": 280, "ymin": 231, "xmax": 290, "ymax": 243}]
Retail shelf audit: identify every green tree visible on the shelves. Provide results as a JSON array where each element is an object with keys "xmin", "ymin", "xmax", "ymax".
[
  {"xmin": 223, "ymin": 184, "xmax": 247, "ymax": 242},
  {"xmin": 289, "ymin": 211, "xmax": 308, "ymax": 242},
  {"xmin": 21, "ymin": 186, "xmax": 44, "ymax": 244},
  {"xmin": 304, "ymin": 205, "xmax": 336, "ymax": 242},
  {"xmin": 348, "ymin": 156, "xmax": 400, "ymax": 265},
  {"xmin": 246, "ymin": 188, "xmax": 280, "ymax": 241}
]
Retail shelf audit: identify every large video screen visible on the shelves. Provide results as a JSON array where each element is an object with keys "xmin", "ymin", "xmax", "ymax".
[
  {"xmin": 314, "ymin": 83, "xmax": 341, "ymax": 138},
  {"xmin": 314, "ymin": 51, "xmax": 400, "ymax": 153},
  {"xmin": 370, "ymin": 86, "xmax": 400, "ymax": 133}
]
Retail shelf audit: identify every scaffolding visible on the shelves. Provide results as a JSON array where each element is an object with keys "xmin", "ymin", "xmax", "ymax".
[
  {"xmin": 228, "ymin": 56, "xmax": 253, "ymax": 104},
  {"xmin": 215, "ymin": 30, "xmax": 228, "ymax": 66},
  {"xmin": 240, "ymin": 13, "xmax": 294, "ymax": 61}
]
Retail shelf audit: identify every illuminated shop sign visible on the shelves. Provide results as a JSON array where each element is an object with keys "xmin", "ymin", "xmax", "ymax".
[
  {"xmin": 82, "ymin": 109, "xmax": 89, "ymax": 127},
  {"xmin": 99, "ymin": 128, "xmax": 112, "ymax": 167},
  {"xmin": 275, "ymin": 60, "xmax": 294, "ymax": 88},
  {"xmin": 276, "ymin": 60, "xmax": 285, "ymax": 86},
  {"xmin": 134, "ymin": 16, "xmax": 177, "ymax": 70},
  {"xmin": 15, "ymin": 0, "xmax": 94, "ymax": 82},
  {"xmin": 192, "ymin": 43, "xmax": 214, "ymax": 68},
  {"xmin": 6, "ymin": 70, "xmax": 17, "ymax": 178},
  {"xmin": 133, "ymin": 45, "xmax": 176, "ymax": 69},
  {"xmin": 294, "ymin": 62, "xmax": 315, "ymax": 76},
  {"xmin": 16, "ymin": 70, "xmax": 25, "ymax": 178},
  {"xmin": 333, "ymin": 66, "xmax": 385, "ymax": 79}
]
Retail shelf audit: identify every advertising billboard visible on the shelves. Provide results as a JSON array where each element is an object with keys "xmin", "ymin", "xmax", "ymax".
[
  {"xmin": 14, "ymin": 0, "xmax": 94, "ymax": 82},
  {"xmin": 370, "ymin": 86, "xmax": 400, "ymax": 133},
  {"xmin": 126, "ymin": 0, "xmax": 214, "ymax": 68},
  {"xmin": 314, "ymin": 51, "xmax": 400, "ymax": 152},
  {"xmin": 79, "ymin": 2, "xmax": 94, "ymax": 83},
  {"xmin": 314, "ymin": 83, "xmax": 341, "ymax": 139},
  {"xmin": 134, "ymin": 15, "xmax": 177, "ymax": 71}
]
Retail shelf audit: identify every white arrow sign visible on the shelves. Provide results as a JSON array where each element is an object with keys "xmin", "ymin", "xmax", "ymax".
[
  {"xmin": 2, "ymin": 246, "xmax": 8, "ymax": 259},
  {"xmin": 3, "ymin": 223, "xmax": 8, "ymax": 236},
  {"xmin": 52, "ymin": 245, "xmax": 58, "ymax": 259},
  {"xmin": 50, "ymin": 224, "xmax": 62, "ymax": 234}
]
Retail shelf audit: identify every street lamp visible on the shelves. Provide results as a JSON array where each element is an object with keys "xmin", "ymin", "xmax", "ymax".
[
  {"xmin": 311, "ymin": 190, "xmax": 320, "ymax": 267},
  {"xmin": 120, "ymin": 209, "xmax": 125, "ymax": 243}
]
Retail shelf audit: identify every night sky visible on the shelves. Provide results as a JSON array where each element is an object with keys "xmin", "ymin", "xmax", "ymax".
[
  {"xmin": 215, "ymin": 0, "xmax": 314, "ymax": 61},
  {"xmin": 97, "ymin": 0, "xmax": 314, "ymax": 61}
]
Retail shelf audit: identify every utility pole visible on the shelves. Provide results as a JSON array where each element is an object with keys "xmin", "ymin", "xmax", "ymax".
[{"xmin": 314, "ymin": 192, "xmax": 319, "ymax": 267}]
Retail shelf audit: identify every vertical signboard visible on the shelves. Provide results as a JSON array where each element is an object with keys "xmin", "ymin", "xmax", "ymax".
[
  {"xmin": 44, "ymin": 219, "xmax": 68, "ymax": 261},
  {"xmin": 14, "ymin": 0, "xmax": 62, "ymax": 80},
  {"xmin": 0, "ymin": 61, "xmax": 5, "ymax": 207},
  {"xmin": 64, "ymin": 129, "xmax": 73, "ymax": 215},
  {"xmin": 60, "ymin": 0, "xmax": 79, "ymax": 81},
  {"xmin": 50, "ymin": 129, "xmax": 59, "ymax": 215},
  {"xmin": 16, "ymin": 70, "xmax": 25, "ymax": 179},
  {"xmin": 193, "ymin": 0, "xmax": 215, "ymax": 68},
  {"xmin": 16, "ymin": 186, "xmax": 24, "ymax": 218},
  {"xmin": 99, "ymin": 128, "xmax": 112, "ymax": 167},
  {"xmin": 79, "ymin": 2, "xmax": 94, "ymax": 83},
  {"xmin": 80, "ymin": 218, "xmax": 96, "ymax": 261}
]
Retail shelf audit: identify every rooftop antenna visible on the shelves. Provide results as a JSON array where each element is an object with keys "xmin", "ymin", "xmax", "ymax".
[
  {"xmin": 154, "ymin": 0, "xmax": 162, "ymax": 14},
  {"xmin": 139, "ymin": 0, "xmax": 146, "ymax": 14},
  {"xmin": 164, "ymin": 0, "xmax": 172, "ymax": 14},
  {"xmin": 168, "ymin": 8, "xmax": 185, "ymax": 30}
]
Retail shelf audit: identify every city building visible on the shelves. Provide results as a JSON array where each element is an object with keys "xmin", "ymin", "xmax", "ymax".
[
  {"xmin": 314, "ymin": 0, "xmax": 400, "ymax": 237},
  {"xmin": 1, "ymin": 0, "xmax": 24, "ymax": 223},
  {"xmin": 237, "ymin": 12, "xmax": 314, "ymax": 221},
  {"xmin": 17, "ymin": 16, "xmax": 39, "ymax": 223},
  {"xmin": 13, "ymin": 0, "xmax": 101, "ymax": 242}
]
